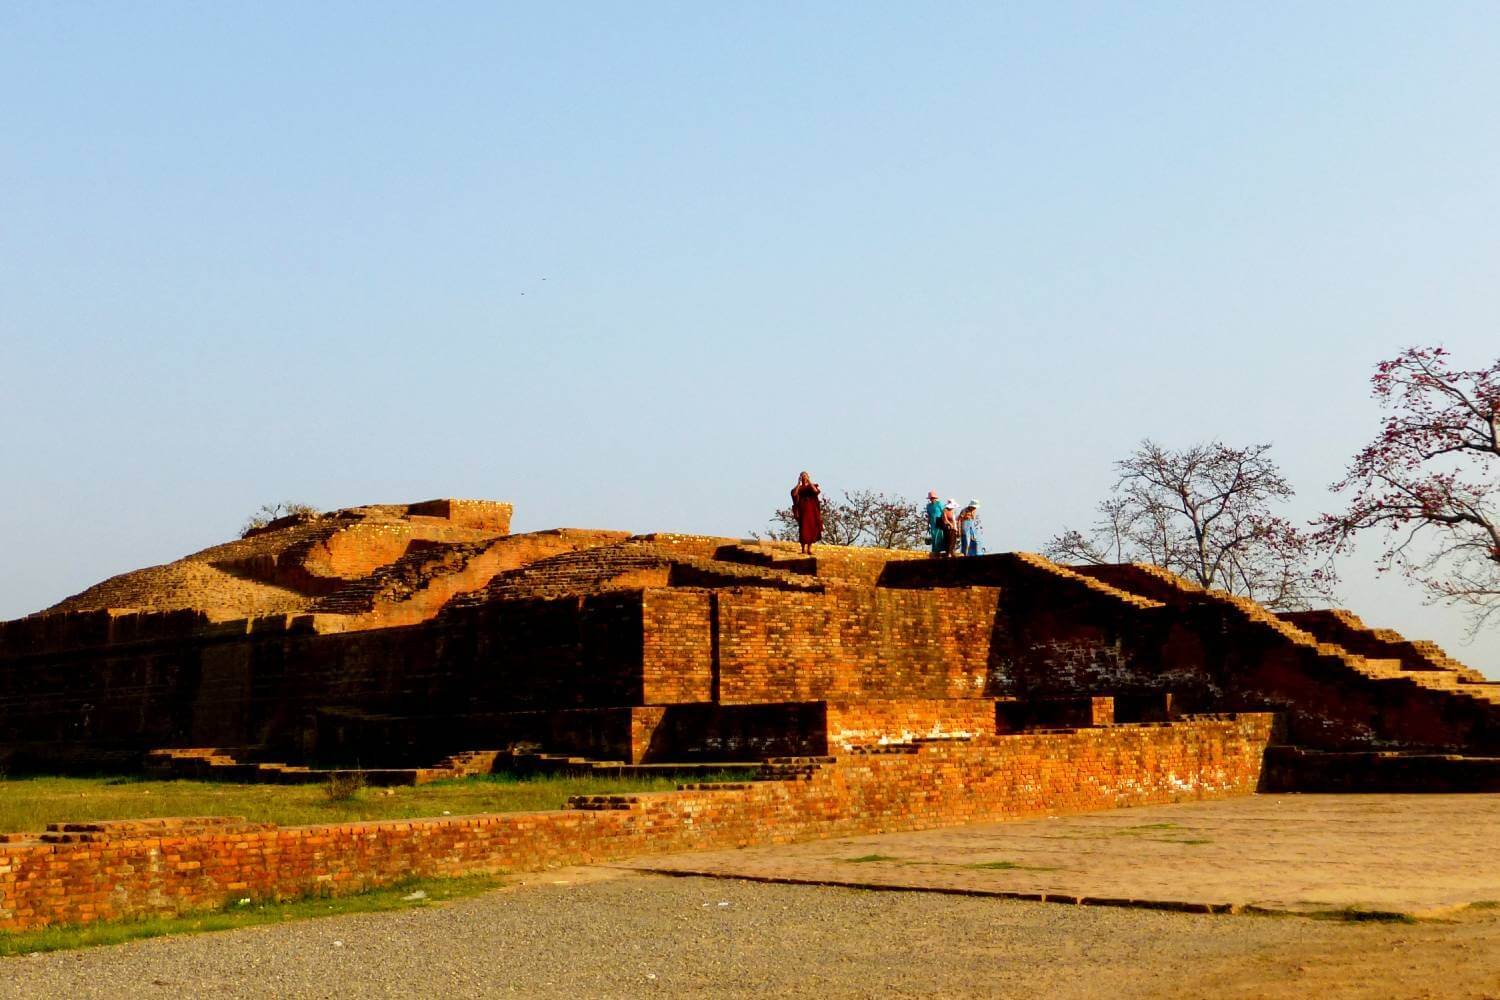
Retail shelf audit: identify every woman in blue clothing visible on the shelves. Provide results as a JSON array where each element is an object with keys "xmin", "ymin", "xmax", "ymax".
[
  {"xmin": 958, "ymin": 500, "xmax": 983, "ymax": 557},
  {"xmin": 924, "ymin": 490, "xmax": 945, "ymax": 557}
]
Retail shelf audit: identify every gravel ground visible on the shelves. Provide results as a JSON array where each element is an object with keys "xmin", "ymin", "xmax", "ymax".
[{"xmin": 3, "ymin": 871, "xmax": 1496, "ymax": 999}]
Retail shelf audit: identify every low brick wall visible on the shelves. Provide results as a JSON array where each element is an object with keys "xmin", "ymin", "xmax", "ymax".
[
  {"xmin": 0, "ymin": 714, "xmax": 1274, "ymax": 932},
  {"xmin": 824, "ymin": 698, "xmax": 998, "ymax": 748}
]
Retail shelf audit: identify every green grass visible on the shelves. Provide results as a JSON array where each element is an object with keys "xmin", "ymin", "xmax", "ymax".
[
  {"xmin": 961, "ymin": 860, "xmax": 1060, "ymax": 872},
  {"xmin": 843, "ymin": 854, "xmax": 901, "ymax": 863},
  {"xmin": 0, "ymin": 771, "xmax": 747, "ymax": 835},
  {"xmin": 1305, "ymin": 907, "xmax": 1417, "ymax": 924},
  {"xmin": 1113, "ymin": 823, "xmax": 1182, "ymax": 834},
  {"xmin": 0, "ymin": 875, "xmax": 503, "ymax": 957}
]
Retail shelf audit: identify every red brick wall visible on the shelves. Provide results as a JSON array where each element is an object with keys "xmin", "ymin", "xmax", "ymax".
[
  {"xmin": 823, "ymin": 698, "xmax": 997, "ymax": 748},
  {"xmin": 0, "ymin": 595, "xmax": 655, "ymax": 767},
  {"xmin": 0, "ymin": 714, "xmax": 1273, "ymax": 932},
  {"xmin": 641, "ymin": 590, "xmax": 713, "ymax": 704},
  {"xmin": 405, "ymin": 499, "xmax": 512, "ymax": 533},
  {"xmin": 888, "ymin": 555, "xmax": 1500, "ymax": 754},
  {"xmin": 714, "ymin": 587, "xmax": 999, "ymax": 703}
]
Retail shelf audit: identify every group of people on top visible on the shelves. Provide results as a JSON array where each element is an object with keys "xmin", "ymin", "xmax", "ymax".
[
  {"xmin": 787, "ymin": 472, "xmax": 984, "ymax": 559},
  {"xmin": 925, "ymin": 492, "xmax": 983, "ymax": 558}
]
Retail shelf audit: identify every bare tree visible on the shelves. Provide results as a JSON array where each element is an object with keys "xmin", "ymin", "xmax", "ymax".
[
  {"xmin": 756, "ymin": 489, "xmax": 927, "ymax": 550},
  {"xmin": 1046, "ymin": 440, "xmax": 1333, "ymax": 610},
  {"xmin": 1314, "ymin": 346, "xmax": 1500, "ymax": 631},
  {"xmin": 241, "ymin": 501, "xmax": 320, "ymax": 538}
]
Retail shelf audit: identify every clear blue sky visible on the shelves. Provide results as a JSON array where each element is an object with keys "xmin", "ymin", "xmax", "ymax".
[{"xmin": 3, "ymin": 3, "xmax": 1497, "ymax": 672}]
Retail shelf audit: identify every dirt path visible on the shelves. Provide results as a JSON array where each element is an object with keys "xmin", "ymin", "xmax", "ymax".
[{"xmin": 3, "ymin": 871, "xmax": 1497, "ymax": 999}]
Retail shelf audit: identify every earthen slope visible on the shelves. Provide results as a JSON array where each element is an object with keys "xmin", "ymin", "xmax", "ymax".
[{"xmin": 41, "ymin": 499, "xmax": 512, "ymax": 622}]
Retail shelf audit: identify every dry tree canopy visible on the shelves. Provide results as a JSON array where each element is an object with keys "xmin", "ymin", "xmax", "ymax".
[
  {"xmin": 1315, "ymin": 346, "xmax": 1500, "ymax": 632},
  {"xmin": 1047, "ymin": 439, "xmax": 1333, "ymax": 611},
  {"xmin": 758, "ymin": 489, "xmax": 929, "ymax": 550}
]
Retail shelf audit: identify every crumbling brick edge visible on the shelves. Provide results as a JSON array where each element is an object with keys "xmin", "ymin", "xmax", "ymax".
[{"xmin": 0, "ymin": 714, "xmax": 1274, "ymax": 934}]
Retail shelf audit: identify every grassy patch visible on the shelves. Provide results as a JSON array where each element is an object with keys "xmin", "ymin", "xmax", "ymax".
[
  {"xmin": 1154, "ymin": 837, "xmax": 1212, "ymax": 845},
  {"xmin": 1469, "ymin": 900, "xmax": 1500, "ymax": 910},
  {"xmin": 843, "ymin": 854, "xmax": 901, "ymax": 864},
  {"xmin": 1112, "ymin": 823, "xmax": 1181, "ymax": 835},
  {"xmin": 1305, "ymin": 907, "xmax": 1416, "ymax": 924},
  {"xmin": 0, "ymin": 875, "xmax": 502, "ymax": 957},
  {"xmin": 961, "ymin": 860, "xmax": 1060, "ymax": 872},
  {"xmin": 0, "ymin": 771, "xmax": 748, "ymax": 835}
]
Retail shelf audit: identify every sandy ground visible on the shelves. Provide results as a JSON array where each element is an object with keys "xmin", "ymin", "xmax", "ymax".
[
  {"xmin": 618, "ymin": 794, "xmax": 1500, "ymax": 917},
  {"xmin": 2, "ymin": 870, "xmax": 1498, "ymax": 999},
  {"xmin": 5, "ymin": 795, "xmax": 1500, "ymax": 998}
]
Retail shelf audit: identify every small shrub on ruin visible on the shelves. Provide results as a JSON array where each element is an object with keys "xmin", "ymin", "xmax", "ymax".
[
  {"xmin": 323, "ymin": 771, "xmax": 365, "ymax": 801},
  {"xmin": 240, "ymin": 501, "xmax": 320, "ymax": 538}
]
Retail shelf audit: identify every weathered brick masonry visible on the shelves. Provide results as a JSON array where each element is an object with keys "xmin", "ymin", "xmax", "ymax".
[
  {"xmin": 0, "ymin": 715, "xmax": 1273, "ymax": 932},
  {"xmin": 3, "ymin": 504, "xmax": 1496, "ymax": 779},
  {"xmin": 883, "ymin": 555, "xmax": 1500, "ymax": 753},
  {"xmin": 0, "ymin": 594, "xmax": 655, "ymax": 766},
  {"xmin": 712, "ymin": 587, "xmax": 999, "ymax": 703},
  {"xmin": 4, "ymin": 501, "xmax": 1497, "ymax": 932}
]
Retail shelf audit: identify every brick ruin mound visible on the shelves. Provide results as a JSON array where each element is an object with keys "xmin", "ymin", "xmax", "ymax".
[
  {"xmin": 44, "ymin": 499, "xmax": 518, "ymax": 622},
  {"xmin": 3, "ymin": 497, "xmax": 1498, "ymax": 791}
]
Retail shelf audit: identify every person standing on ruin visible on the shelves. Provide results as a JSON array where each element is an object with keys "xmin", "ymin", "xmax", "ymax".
[
  {"xmin": 958, "ymin": 500, "xmax": 983, "ymax": 557},
  {"xmin": 925, "ymin": 490, "xmax": 945, "ymax": 557},
  {"xmin": 941, "ymin": 499, "xmax": 960, "ymax": 557},
  {"xmin": 790, "ymin": 471, "xmax": 823, "ymax": 555}
]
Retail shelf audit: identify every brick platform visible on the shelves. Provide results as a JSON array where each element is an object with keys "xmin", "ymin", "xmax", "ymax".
[{"xmin": 0, "ymin": 716, "xmax": 1272, "ymax": 932}]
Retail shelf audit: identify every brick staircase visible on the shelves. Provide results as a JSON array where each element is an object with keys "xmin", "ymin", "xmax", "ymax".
[
  {"xmin": 713, "ymin": 541, "xmax": 926, "ymax": 586},
  {"xmin": 1066, "ymin": 560, "xmax": 1500, "ymax": 735},
  {"xmin": 666, "ymin": 555, "xmax": 827, "ymax": 592},
  {"xmin": 756, "ymin": 754, "xmax": 837, "ymax": 780},
  {"xmin": 457, "ymin": 543, "xmax": 671, "ymax": 603},
  {"xmin": 314, "ymin": 530, "xmax": 634, "ymax": 626},
  {"xmin": 446, "ymin": 539, "xmax": 824, "ymax": 607},
  {"xmin": 1282, "ymin": 608, "xmax": 1491, "ymax": 683},
  {"xmin": 880, "ymin": 551, "xmax": 1166, "ymax": 609},
  {"xmin": 1010, "ymin": 553, "xmax": 1167, "ymax": 609},
  {"xmin": 310, "ymin": 538, "xmax": 493, "ymax": 615},
  {"xmin": 145, "ymin": 748, "xmax": 320, "ymax": 783},
  {"xmin": 430, "ymin": 749, "xmax": 506, "ymax": 777},
  {"xmin": 144, "ymin": 747, "xmax": 459, "ymax": 786}
]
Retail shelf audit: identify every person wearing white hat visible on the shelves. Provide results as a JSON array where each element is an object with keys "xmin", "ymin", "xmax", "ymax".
[
  {"xmin": 924, "ymin": 491, "xmax": 945, "ymax": 557},
  {"xmin": 940, "ymin": 499, "xmax": 959, "ymax": 557},
  {"xmin": 958, "ymin": 500, "xmax": 983, "ymax": 557}
]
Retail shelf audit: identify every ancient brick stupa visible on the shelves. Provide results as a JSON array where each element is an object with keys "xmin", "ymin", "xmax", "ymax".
[{"xmin": 2, "ymin": 498, "xmax": 1496, "ymax": 787}]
